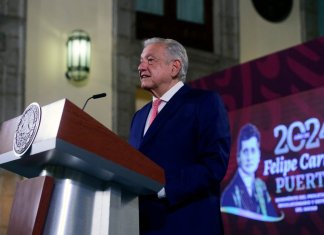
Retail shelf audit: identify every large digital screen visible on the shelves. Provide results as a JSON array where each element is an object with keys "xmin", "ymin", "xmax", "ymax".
[{"xmin": 221, "ymin": 86, "xmax": 324, "ymax": 235}]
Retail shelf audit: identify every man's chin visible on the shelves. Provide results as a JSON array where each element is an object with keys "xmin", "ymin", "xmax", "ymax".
[
  {"xmin": 141, "ymin": 84, "xmax": 149, "ymax": 90},
  {"xmin": 242, "ymin": 168, "xmax": 256, "ymax": 176},
  {"xmin": 140, "ymin": 82, "xmax": 152, "ymax": 90}
]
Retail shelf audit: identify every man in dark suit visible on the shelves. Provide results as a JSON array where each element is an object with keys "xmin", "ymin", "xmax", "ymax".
[
  {"xmin": 129, "ymin": 37, "xmax": 231, "ymax": 235},
  {"xmin": 221, "ymin": 123, "xmax": 279, "ymax": 220}
]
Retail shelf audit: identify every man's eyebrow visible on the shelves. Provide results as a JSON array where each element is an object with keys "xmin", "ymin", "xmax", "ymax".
[
  {"xmin": 140, "ymin": 53, "xmax": 151, "ymax": 59},
  {"xmin": 141, "ymin": 54, "xmax": 159, "ymax": 61},
  {"xmin": 145, "ymin": 54, "xmax": 156, "ymax": 58}
]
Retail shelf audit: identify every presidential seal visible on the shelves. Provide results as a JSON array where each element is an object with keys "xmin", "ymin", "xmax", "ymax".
[{"xmin": 13, "ymin": 102, "xmax": 42, "ymax": 157}]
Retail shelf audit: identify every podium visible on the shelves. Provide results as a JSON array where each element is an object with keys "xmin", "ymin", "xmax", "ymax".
[{"xmin": 0, "ymin": 99, "xmax": 164, "ymax": 235}]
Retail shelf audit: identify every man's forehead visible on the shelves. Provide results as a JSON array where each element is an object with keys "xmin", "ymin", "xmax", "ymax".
[
  {"xmin": 141, "ymin": 43, "xmax": 166, "ymax": 57},
  {"xmin": 241, "ymin": 136, "xmax": 259, "ymax": 147}
]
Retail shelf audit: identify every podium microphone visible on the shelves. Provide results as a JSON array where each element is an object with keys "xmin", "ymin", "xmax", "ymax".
[{"xmin": 82, "ymin": 93, "xmax": 107, "ymax": 110}]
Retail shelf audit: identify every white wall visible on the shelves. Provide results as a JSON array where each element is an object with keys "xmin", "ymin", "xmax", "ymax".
[
  {"xmin": 26, "ymin": 0, "xmax": 113, "ymax": 128},
  {"xmin": 240, "ymin": 0, "xmax": 302, "ymax": 63}
]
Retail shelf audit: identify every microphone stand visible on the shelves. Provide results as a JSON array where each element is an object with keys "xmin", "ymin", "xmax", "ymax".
[{"xmin": 82, "ymin": 97, "xmax": 93, "ymax": 110}]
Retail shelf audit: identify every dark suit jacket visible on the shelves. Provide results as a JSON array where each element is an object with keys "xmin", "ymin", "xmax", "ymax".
[
  {"xmin": 129, "ymin": 84, "xmax": 231, "ymax": 235},
  {"xmin": 221, "ymin": 172, "xmax": 278, "ymax": 217}
]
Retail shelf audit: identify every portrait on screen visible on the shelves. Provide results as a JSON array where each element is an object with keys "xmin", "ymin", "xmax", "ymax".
[{"xmin": 221, "ymin": 123, "xmax": 283, "ymax": 221}]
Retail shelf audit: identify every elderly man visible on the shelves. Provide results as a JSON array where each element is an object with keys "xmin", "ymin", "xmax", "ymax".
[{"xmin": 129, "ymin": 37, "xmax": 231, "ymax": 235}]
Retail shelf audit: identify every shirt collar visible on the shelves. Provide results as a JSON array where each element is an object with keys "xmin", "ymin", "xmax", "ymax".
[
  {"xmin": 238, "ymin": 168, "xmax": 255, "ymax": 186},
  {"xmin": 152, "ymin": 81, "xmax": 184, "ymax": 102}
]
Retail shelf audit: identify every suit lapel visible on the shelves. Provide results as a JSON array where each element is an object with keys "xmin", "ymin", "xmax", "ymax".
[
  {"xmin": 140, "ymin": 85, "xmax": 191, "ymax": 148},
  {"xmin": 132, "ymin": 103, "xmax": 151, "ymax": 148}
]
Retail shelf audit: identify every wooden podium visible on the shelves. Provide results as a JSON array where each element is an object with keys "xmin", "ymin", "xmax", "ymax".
[{"xmin": 0, "ymin": 99, "xmax": 164, "ymax": 235}]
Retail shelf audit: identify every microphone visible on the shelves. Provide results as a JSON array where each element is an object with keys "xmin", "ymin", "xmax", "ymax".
[
  {"xmin": 82, "ymin": 93, "xmax": 107, "ymax": 110},
  {"xmin": 92, "ymin": 93, "xmax": 107, "ymax": 99}
]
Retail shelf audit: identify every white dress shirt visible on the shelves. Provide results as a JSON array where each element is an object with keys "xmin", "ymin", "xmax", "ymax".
[
  {"xmin": 238, "ymin": 168, "xmax": 255, "ymax": 197},
  {"xmin": 143, "ymin": 81, "xmax": 184, "ymax": 135}
]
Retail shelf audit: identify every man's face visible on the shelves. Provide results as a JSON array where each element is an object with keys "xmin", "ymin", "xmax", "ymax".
[
  {"xmin": 138, "ymin": 43, "xmax": 179, "ymax": 96},
  {"xmin": 238, "ymin": 136, "xmax": 260, "ymax": 176}
]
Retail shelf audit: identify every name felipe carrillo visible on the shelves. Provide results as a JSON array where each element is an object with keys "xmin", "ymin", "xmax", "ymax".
[{"xmin": 263, "ymin": 153, "xmax": 324, "ymax": 193}]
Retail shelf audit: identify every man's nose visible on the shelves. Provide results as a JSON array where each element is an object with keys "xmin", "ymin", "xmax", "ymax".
[
  {"xmin": 246, "ymin": 151, "xmax": 252, "ymax": 160},
  {"xmin": 138, "ymin": 61, "xmax": 147, "ymax": 72}
]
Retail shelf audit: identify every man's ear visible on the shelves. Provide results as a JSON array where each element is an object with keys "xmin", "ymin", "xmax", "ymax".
[{"xmin": 171, "ymin": 60, "xmax": 181, "ymax": 78}]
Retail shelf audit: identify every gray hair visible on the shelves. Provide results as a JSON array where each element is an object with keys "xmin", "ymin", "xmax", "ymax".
[{"xmin": 143, "ymin": 37, "xmax": 188, "ymax": 81}]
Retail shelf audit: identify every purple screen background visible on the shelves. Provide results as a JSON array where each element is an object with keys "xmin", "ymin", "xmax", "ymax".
[{"xmin": 189, "ymin": 37, "xmax": 324, "ymax": 235}]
